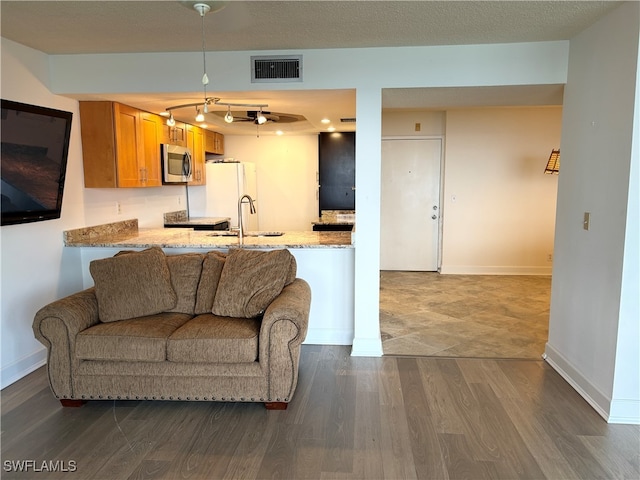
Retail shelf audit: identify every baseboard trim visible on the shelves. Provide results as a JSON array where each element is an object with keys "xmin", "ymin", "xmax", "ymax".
[
  {"xmin": 350, "ymin": 337, "xmax": 383, "ymax": 357},
  {"xmin": 440, "ymin": 265, "xmax": 552, "ymax": 275},
  {"xmin": 608, "ymin": 399, "xmax": 640, "ymax": 425},
  {"xmin": 1, "ymin": 347, "xmax": 47, "ymax": 389},
  {"xmin": 543, "ymin": 343, "xmax": 612, "ymax": 422},
  {"xmin": 303, "ymin": 328, "xmax": 353, "ymax": 346}
]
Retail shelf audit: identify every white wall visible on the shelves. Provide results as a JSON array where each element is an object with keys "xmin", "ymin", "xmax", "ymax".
[
  {"xmin": 546, "ymin": 2, "xmax": 640, "ymax": 423},
  {"xmin": 0, "ymin": 39, "xmax": 85, "ymax": 387},
  {"xmin": 222, "ymin": 135, "xmax": 319, "ymax": 231},
  {"xmin": 441, "ymin": 107, "xmax": 561, "ymax": 274},
  {"xmin": 381, "ymin": 107, "xmax": 560, "ymax": 274}
]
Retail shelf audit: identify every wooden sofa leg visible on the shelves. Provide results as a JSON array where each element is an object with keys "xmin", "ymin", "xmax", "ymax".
[
  {"xmin": 264, "ymin": 402, "xmax": 288, "ymax": 410},
  {"xmin": 60, "ymin": 399, "xmax": 86, "ymax": 407}
]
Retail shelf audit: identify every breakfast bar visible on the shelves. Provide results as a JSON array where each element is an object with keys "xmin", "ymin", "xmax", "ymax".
[{"xmin": 64, "ymin": 220, "xmax": 355, "ymax": 346}]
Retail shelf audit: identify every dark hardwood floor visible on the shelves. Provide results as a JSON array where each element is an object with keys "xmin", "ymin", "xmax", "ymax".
[{"xmin": 2, "ymin": 345, "xmax": 638, "ymax": 479}]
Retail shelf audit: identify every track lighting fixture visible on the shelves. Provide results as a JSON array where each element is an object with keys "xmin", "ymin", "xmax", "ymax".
[
  {"xmin": 163, "ymin": 3, "xmax": 270, "ymax": 129},
  {"xmin": 224, "ymin": 105, "xmax": 234, "ymax": 123}
]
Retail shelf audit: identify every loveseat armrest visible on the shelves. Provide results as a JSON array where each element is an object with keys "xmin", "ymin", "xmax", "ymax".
[
  {"xmin": 32, "ymin": 288, "xmax": 100, "ymax": 399},
  {"xmin": 259, "ymin": 278, "xmax": 311, "ymax": 402}
]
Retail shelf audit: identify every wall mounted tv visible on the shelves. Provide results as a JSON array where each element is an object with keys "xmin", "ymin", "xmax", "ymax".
[{"xmin": 1, "ymin": 99, "xmax": 73, "ymax": 226}]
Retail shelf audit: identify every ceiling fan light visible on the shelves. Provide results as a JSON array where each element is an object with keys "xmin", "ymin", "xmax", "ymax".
[
  {"xmin": 167, "ymin": 112, "xmax": 176, "ymax": 127},
  {"xmin": 195, "ymin": 108, "xmax": 205, "ymax": 122},
  {"xmin": 256, "ymin": 110, "xmax": 267, "ymax": 125}
]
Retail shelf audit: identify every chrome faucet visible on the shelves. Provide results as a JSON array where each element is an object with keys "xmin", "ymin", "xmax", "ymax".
[{"xmin": 237, "ymin": 194, "xmax": 256, "ymax": 242}]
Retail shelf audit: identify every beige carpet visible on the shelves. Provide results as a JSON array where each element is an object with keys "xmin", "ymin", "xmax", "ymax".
[{"xmin": 380, "ymin": 271, "xmax": 551, "ymax": 359}]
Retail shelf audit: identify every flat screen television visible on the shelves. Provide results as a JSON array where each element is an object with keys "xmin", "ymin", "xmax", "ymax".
[{"xmin": 1, "ymin": 99, "xmax": 73, "ymax": 226}]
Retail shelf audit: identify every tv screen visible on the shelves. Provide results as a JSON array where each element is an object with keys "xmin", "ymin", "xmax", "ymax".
[{"xmin": 1, "ymin": 99, "xmax": 73, "ymax": 226}]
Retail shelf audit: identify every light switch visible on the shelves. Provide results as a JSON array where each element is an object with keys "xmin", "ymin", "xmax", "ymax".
[{"xmin": 583, "ymin": 212, "xmax": 591, "ymax": 230}]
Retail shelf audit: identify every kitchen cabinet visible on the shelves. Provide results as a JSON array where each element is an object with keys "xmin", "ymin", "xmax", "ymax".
[
  {"xmin": 204, "ymin": 130, "xmax": 224, "ymax": 155},
  {"xmin": 160, "ymin": 121, "xmax": 187, "ymax": 147},
  {"xmin": 139, "ymin": 112, "xmax": 163, "ymax": 187},
  {"xmin": 79, "ymin": 101, "xmax": 162, "ymax": 188},
  {"xmin": 187, "ymin": 124, "xmax": 206, "ymax": 186}
]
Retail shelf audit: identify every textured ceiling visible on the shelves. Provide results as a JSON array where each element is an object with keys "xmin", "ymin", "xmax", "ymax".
[
  {"xmin": 0, "ymin": 1, "xmax": 621, "ymax": 54},
  {"xmin": 0, "ymin": 1, "xmax": 620, "ymax": 134}
]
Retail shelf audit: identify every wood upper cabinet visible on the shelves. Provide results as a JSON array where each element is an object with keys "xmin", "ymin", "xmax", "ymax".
[
  {"xmin": 80, "ymin": 101, "xmax": 162, "ymax": 188},
  {"xmin": 160, "ymin": 121, "xmax": 187, "ymax": 147},
  {"xmin": 139, "ymin": 112, "xmax": 163, "ymax": 187},
  {"xmin": 187, "ymin": 124, "xmax": 206, "ymax": 186},
  {"xmin": 204, "ymin": 129, "xmax": 224, "ymax": 155}
]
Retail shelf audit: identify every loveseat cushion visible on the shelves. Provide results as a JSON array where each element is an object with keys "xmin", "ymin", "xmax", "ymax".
[
  {"xmin": 76, "ymin": 312, "xmax": 192, "ymax": 362},
  {"xmin": 212, "ymin": 248, "xmax": 294, "ymax": 318},
  {"xmin": 166, "ymin": 253, "xmax": 205, "ymax": 314},
  {"xmin": 167, "ymin": 314, "xmax": 261, "ymax": 363},
  {"xmin": 90, "ymin": 247, "xmax": 177, "ymax": 322},
  {"xmin": 194, "ymin": 251, "xmax": 226, "ymax": 314}
]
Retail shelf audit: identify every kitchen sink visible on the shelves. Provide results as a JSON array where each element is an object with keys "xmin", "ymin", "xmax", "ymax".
[
  {"xmin": 244, "ymin": 231, "xmax": 284, "ymax": 237},
  {"xmin": 207, "ymin": 231, "xmax": 238, "ymax": 237}
]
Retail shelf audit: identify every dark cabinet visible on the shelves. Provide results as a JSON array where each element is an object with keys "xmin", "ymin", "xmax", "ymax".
[{"xmin": 318, "ymin": 132, "xmax": 355, "ymax": 213}]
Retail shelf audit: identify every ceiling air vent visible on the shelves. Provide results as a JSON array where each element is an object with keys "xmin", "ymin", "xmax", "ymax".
[
  {"xmin": 251, "ymin": 55, "xmax": 302, "ymax": 83},
  {"xmin": 341, "ymin": 118, "xmax": 356, "ymax": 123}
]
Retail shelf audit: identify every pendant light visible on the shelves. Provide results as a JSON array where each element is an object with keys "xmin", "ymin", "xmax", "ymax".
[{"xmin": 195, "ymin": 3, "xmax": 210, "ymax": 110}]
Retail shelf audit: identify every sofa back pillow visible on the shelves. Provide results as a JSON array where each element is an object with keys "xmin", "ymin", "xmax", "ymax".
[
  {"xmin": 166, "ymin": 253, "xmax": 205, "ymax": 314},
  {"xmin": 193, "ymin": 251, "xmax": 226, "ymax": 314},
  {"xmin": 89, "ymin": 247, "xmax": 177, "ymax": 322},
  {"xmin": 286, "ymin": 253, "xmax": 297, "ymax": 285},
  {"xmin": 212, "ymin": 248, "xmax": 294, "ymax": 318}
]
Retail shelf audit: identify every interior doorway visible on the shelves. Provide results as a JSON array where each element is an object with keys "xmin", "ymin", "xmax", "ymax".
[{"xmin": 380, "ymin": 138, "xmax": 442, "ymax": 271}]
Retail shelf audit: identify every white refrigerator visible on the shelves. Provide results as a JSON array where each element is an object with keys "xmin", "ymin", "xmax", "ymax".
[{"xmin": 188, "ymin": 162, "xmax": 259, "ymax": 230}]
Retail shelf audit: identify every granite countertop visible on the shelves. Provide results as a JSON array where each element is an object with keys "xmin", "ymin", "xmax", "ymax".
[
  {"xmin": 162, "ymin": 211, "xmax": 230, "ymax": 228},
  {"xmin": 63, "ymin": 220, "xmax": 354, "ymax": 249},
  {"xmin": 311, "ymin": 220, "xmax": 356, "ymax": 225},
  {"xmin": 164, "ymin": 216, "xmax": 230, "ymax": 227},
  {"xmin": 313, "ymin": 210, "xmax": 355, "ymax": 225}
]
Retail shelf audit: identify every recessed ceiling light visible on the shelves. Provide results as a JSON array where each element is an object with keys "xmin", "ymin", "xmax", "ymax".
[
  {"xmin": 276, "ymin": 130, "xmax": 284, "ymax": 136},
  {"xmin": 327, "ymin": 126, "xmax": 336, "ymax": 132},
  {"xmin": 321, "ymin": 118, "xmax": 330, "ymax": 124}
]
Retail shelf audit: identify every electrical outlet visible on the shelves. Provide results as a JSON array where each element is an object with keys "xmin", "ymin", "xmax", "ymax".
[
  {"xmin": 177, "ymin": 197, "xmax": 181, "ymax": 205},
  {"xmin": 547, "ymin": 253, "xmax": 553, "ymax": 262},
  {"xmin": 115, "ymin": 202, "xmax": 121, "ymax": 215}
]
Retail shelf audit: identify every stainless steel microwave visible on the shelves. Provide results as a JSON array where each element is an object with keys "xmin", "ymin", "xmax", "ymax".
[{"xmin": 161, "ymin": 144, "xmax": 193, "ymax": 184}]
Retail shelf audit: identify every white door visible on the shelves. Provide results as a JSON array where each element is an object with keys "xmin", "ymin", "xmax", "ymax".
[{"xmin": 380, "ymin": 138, "xmax": 442, "ymax": 271}]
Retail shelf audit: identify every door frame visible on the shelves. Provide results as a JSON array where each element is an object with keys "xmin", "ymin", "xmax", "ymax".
[{"xmin": 381, "ymin": 135, "xmax": 445, "ymax": 271}]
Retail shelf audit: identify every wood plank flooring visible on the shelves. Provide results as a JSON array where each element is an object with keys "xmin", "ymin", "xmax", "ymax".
[
  {"xmin": 380, "ymin": 272, "xmax": 551, "ymax": 358},
  {"xmin": 2, "ymin": 345, "xmax": 638, "ymax": 479}
]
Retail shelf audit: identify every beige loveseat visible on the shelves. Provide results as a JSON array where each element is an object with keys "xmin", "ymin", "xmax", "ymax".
[{"xmin": 33, "ymin": 247, "xmax": 310, "ymax": 410}]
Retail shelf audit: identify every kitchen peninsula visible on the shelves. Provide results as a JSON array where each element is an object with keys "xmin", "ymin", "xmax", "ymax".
[{"xmin": 64, "ymin": 220, "xmax": 355, "ymax": 346}]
